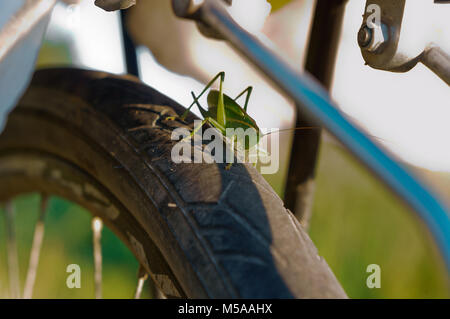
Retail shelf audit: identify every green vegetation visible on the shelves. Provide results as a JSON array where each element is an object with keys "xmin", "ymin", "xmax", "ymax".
[
  {"xmin": 310, "ymin": 142, "xmax": 449, "ymax": 298},
  {"xmin": 0, "ymin": 195, "xmax": 148, "ymax": 298}
]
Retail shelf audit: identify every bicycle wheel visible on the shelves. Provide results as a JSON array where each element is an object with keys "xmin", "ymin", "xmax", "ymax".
[{"xmin": 0, "ymin": 68, "xmax": 346, "ymax": 298}]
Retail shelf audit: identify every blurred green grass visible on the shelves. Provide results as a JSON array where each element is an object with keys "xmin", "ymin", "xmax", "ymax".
[{"xmin": 310, "ymin": 142, "xmax": 449, "ymax": 298}]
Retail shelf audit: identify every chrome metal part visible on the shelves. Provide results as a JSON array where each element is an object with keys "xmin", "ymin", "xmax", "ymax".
[{"xmin": 171, "ymin": 0, "xmax": 232, "ymax": 39}]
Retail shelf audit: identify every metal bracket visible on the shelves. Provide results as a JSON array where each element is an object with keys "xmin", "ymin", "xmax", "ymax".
[{"xmin": 358, "ymin": 0, "xmax": 433, "ymax": 72}]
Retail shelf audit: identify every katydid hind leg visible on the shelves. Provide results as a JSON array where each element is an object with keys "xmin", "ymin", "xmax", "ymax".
[
  {"xmin": 234, "ymin": 86, "xmax": 253, "ymax": 112},
  {"xmin": 181, "ymin": 72, "xmax": 225, "ymax": 120},
  {"xmin": 225, "ymin": 135, "xmax": 239, "ymax": 170},
  {"xmin": 190, "ymin": 91, "xmax": 208, "ymax": 115},
  {"xmin": 216, "ymin": 72, "xmax": 227, "ymax": 127}
]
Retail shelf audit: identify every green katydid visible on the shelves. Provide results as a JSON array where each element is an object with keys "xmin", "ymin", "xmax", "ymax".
[
  {"xmin": 167, "ymin": 71, "xmax": 385, "ymax": 169},
  {"xmin": 168, "ymin": 71, "xmax": 318, "ymax": 168}
]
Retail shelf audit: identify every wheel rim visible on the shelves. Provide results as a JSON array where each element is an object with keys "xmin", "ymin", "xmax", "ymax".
[{"xmin": 0, "ymin": 151, "xmax": 171, "ymax": 299}]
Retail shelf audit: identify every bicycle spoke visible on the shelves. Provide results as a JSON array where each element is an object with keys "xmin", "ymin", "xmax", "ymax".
[
  {"xmin": 92, "ymin": 217, "xmax": 103, "ymax": 299},
  {"xmin": 4, "ymin": 201, "xmax": 20, "ymax": 299},
  {"xmin": 23, "ymin": 194, "xmax": 49, "ymax": 299},
  {"xmin": 134, "ymin": 266, "xmax": 148, "ymax": 299}
]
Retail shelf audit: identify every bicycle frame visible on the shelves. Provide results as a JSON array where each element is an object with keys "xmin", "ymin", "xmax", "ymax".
[
  {"xmin": 0, "ymin": 0, "xmax": 56, "ymax": 131},
  {"xmin": 173, "ymin": 0, "xmax": 450, "ymax": 272}
]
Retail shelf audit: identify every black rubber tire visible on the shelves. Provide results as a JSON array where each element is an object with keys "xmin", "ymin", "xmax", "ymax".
[{"xmin": 0, "ymin": 68, "xmax": 346, "ymax": 298}]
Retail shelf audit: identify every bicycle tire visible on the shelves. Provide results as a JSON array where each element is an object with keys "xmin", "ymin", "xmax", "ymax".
[{"xmin": 0, "ymin": 68, "xmax": 346, "ymax": 298}]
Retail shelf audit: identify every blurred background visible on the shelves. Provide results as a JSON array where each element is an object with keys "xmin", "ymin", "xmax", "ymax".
[{"xmin": 0, "ymin": 0, "xmax": 449, "ymax": 298}]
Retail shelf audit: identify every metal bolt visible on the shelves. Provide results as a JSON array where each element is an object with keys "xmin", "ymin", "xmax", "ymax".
[
  {"xmin": 358, "ymin": 23, "xmax": 389, "ymax": 53},
  {"xmin": 358, "ymin": 26, "xmax": 372, "ymax": 48}
]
